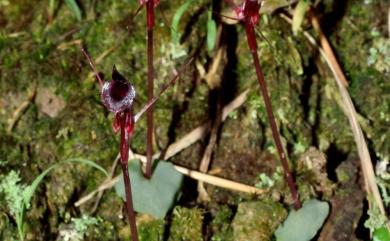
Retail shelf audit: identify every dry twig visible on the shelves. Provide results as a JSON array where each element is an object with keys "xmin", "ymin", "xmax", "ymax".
[
  {"xmin": 197, "ymin": 102, "xmax": 222, "ymax": 202},
  {"xmin": 310, "ymin": 13, "xmax": 385, "ymax": 216},
  {"xmin": 7, "ymin": 85, "xmax": 37, "ymax": 133},
  {"xmin": 75, "ymin": 152, "xmax": 264, "ymax": 207},
  {"xmin": 90, "ymin": 154, "xmax": 120, "ymax": 213}
]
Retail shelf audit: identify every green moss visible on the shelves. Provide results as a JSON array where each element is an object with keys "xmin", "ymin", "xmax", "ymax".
[
  {"xmin": 0, "ymin": 212, "xmax": 18, "ymax": 241},
  {"xmin": 296, "ymin": 148, "xmax": 334, "ymax": 200},
  {"xmin": 211, "ymin": 205, "xmax": 234, "ymax": 241},
  {"xmin": 168, "ymin": 206, "xmax": 204, "ymax": 241},
  {"xmin": 232, "ymin": 201, "xmax": 287, "ymax": 241},
  {"xmin": 333, "ymin": 1, "xmax": 390, "ymax": 159},
  {"xmin": 138, "ymin": 216, "xmax": 165, "ymax": 241}
]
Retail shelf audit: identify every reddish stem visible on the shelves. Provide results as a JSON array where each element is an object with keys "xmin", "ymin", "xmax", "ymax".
[
  {"xmin": 244, "ymin": 20, "xmax": 301, "ymax": 209},
  {"xmin": 145, "ymin": 0, "xmax": 155, "ymax": 179},
  {"xmin": 121, "ymin": 163, "xmax": 139, "ymax": 241},
  {"xmin": 119, "ymin": 113, "xmax": 139, "ymax": 241},
  {"xmin": 81, "ymin": 47, "xmax": 104, "ymax": 87}
]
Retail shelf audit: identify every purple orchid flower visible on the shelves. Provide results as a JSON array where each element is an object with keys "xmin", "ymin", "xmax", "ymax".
[
  {"xmin": 82, "ymin": 47, "xmax": 140, "ymax": 240},
  {"xmin": 82, "ymin": 47, "xmax": 192, "ymax": 241},
  {"xmin": 101, "ymin": 66, "xmax": 136, "ymax": 165}
]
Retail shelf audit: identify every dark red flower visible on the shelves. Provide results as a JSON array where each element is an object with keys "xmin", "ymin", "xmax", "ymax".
[
  {"xmin": 101, "ymin": 66, "xmax": 136, "ymax": 139},
  {"xmin": 101, "ymin": 66, "xmax": 136, "ymax": 113},
  {"xmin": 235, "ymin": 0, "xmax": 261, "ymax": 26}
]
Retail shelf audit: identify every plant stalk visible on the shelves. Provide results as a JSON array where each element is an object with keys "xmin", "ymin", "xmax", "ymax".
[
  {"xmin": 120, "ymin": 113, "xmax": 139, "ymax": 241},
  {"xmin": 145, "ymin": 0, "xmax": 155, "ymax": 179},
  {"xmin": 244, "ymin": 21, "xmax": 301, "ymax": 209}
]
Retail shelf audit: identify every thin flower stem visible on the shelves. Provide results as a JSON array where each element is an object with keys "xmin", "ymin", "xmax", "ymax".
[
  {"xmin": 244, "ymin": 21, "xmax": 301, "ymax": 209},
  {"xmin": 145, "ymin": 0, "xmax": 155, "ymax": 179},
  {"xmin": 120, "ymin": 114, "xmax": 139, "ymax": 241},
  {"xmin": 81, "ymin": 47, "xmax": 104, "ymax": 87},
  {"xmin": 121, "ymin": 162, "xmax": 139, "ymax": 241}
]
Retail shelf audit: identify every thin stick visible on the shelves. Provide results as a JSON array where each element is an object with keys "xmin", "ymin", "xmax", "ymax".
[
  {"xmin": 310, "ymin": 12, "xmax": 385, "ymax": 214},
  {"xmin": 75, "ymin": 176, "xmax": 120, "ymax": 207},
  {"xmin": 90, "ymin": 154, "xmax": 120, "ymax": 213},
  {"xmin": 75, "ymin": 157, "xmax": 265, "ymax": 207},
  {"xmin": 198, "ymin": 94, "xmax": 222, "ymax": 201},
  {"xmin": 7, "ymin": 85, "xmax": 37, "ymax": 133},
  {"xmin": 145, "ymin": 0, "xmax": 155, "ymax": 179},
  {"xmin": 81, "ymin": 47, "xmax": 104, "ymax": 87},
  {"xmin": 175, "ymin": 165, "xmax": 263, "ymax": 194},
  {"xmin": 133, "ymin": 4, "xmax": 144, "ymax": 21},
  {"xmin": 244, "ymin": 15, "xmax": 301, "ymax": 208},
  {"xmin": 388, "ymin": 5, "xmax": 390, "ymax": 38},
  {"xmin": 281, "ymin": 10, "xmax": 387, "ymax": 223}
]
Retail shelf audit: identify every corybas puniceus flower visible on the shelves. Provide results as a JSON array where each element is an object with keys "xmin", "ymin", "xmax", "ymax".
[
  {"xmin": 234, "ymin": 0, "xmax": 260, "ymax": 26},
  {"xmin": 102, "ymin": 66, "xmax": 136, "ymax": 165},
  {"xmin": 82, "ymin": 47, "xmax": 193, "ymax": 241},
  {"xmin": 82, "ymin": 48, "xmax": 139, "ymax": 241},
  {"xmin": 102, "ymin": 66, "xmax": 139, "ymax": 241},
  {"xmin": 232, "ymin": 0, "xmax": 302, "ymax": 209}
]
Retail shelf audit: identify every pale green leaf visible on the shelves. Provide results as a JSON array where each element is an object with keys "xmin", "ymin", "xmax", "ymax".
[
  {"xmin": 64, "ymin": 0, "xmax": 82, "ymax": 21},
  {"xmin": 171, "ymin": 0, "xmax": 192, "ymax": 45},
  {"xmin": 115, "ymin": 160, "xmax": 184, "ymax": 219},
  {"xmin": 207, "ymin": 11, "xmax": 217, "ymax": 51},
  {"xmin": 275, "ymin": 199, "xmax": 329, "ymax": 241}
]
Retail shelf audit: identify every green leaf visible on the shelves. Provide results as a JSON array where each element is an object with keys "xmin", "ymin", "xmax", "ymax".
[
  {"xmin": 64, "ymin": 0, "xmax": 82, "ymax": 21},
  {"xmin": 115, "ymin": 160, "xmax": 184, "ymax": 219},
  {"xmin": 171, "ymin": 0, "xmax": 192, "ymax": 45},
  {"xmin": 374, "ymin": 226, "xmax": 390, "ymax": 241},
  {"xmin": 48, "ymin": 0, "xmax": 58, "ymax": 19},
  {"xmin": 207, "ymin": 11, "xmax": 217, "ymax": 52},
  {"xmin": 292, "ymin": 0, "xmax": 310, "ymax": 35},
  {"xmin": 275, "ymin": 199, "xmax": 329, "ymax": 241},
  {"xmin": 23, "ymin": 158, "xmax": 108, "ymax": 208}
]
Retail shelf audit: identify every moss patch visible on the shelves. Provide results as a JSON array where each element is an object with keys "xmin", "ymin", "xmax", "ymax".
[{"xmin": 232, "ymin": 201, "xmax": 287, "ymax": 241}]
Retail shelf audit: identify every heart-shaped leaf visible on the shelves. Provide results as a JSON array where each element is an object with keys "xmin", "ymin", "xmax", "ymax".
[
  {"xmin": 115, "ymin": 160, "xmax": 184, "ymax": 219},
  {"xmin": 275, "ymin": 199, "xmax": 329, "ymax": 241}
]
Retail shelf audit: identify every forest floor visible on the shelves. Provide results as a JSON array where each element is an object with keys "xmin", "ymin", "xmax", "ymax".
[{"xmin": 0, "ymin": 0, "xmax": 389, "ymax": 240}]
